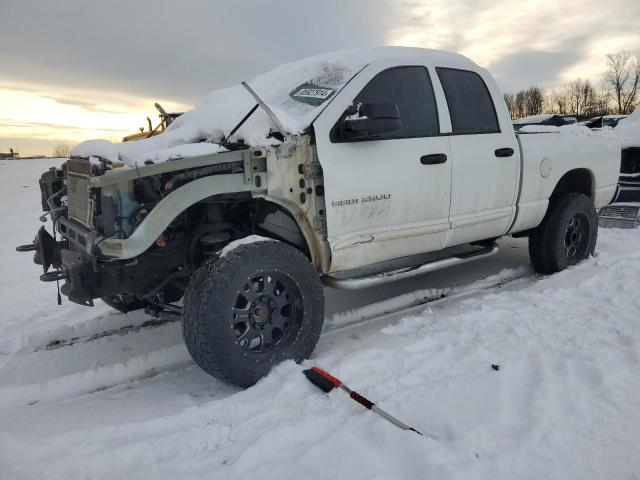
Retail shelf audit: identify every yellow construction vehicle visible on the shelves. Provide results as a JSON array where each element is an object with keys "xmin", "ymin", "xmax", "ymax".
[{"xmin": 123, "ymin": 103, "xmax": 183, "ymax": 142}]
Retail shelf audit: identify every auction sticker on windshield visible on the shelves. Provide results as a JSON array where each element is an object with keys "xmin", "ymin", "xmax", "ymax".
[{"xmin": 289, "ymin": 83, "xmax": 336, "ymax": 106}]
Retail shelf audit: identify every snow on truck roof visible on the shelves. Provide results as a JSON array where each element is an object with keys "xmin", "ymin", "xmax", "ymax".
[{"xmin": 71, "ymin": 47, "xmax": 475, "ymax": 168}]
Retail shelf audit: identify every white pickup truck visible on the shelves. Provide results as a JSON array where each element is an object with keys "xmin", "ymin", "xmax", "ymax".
[{"xmin": 19, "ymin": 47, "xmax": 620, "ymax": 387}]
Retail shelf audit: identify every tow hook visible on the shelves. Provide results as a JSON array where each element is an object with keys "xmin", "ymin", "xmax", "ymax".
[
  {"xmin": 40, "ymin": 270, "xmax": 69, "ymax": 282},
  {"xmin": 16, "ymin": 243, "xmax": 38, "ymax": 252}
]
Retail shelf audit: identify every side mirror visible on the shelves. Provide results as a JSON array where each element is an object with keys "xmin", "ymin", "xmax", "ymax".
[{"xmin": 340, "ymin": 103, "xmax": 402, "ymax": 140}]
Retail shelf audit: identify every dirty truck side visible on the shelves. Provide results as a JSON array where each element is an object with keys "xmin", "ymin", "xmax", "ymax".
[{"xmin": 18, "ymin": 48, "xmax": 620, "ymax": 387}]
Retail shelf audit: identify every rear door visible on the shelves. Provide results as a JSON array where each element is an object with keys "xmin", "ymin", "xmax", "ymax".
[
  {"xmin": 436, "ymin": 67, "xmax": 520, "ymax": 247},
  {"xmin": 313, "ymin": 64, "xmax": 452, "ymax": 272}
]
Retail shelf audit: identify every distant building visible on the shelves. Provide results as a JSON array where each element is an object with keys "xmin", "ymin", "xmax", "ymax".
[{"xmin": 0, "ymin": 148, "xmax": 19, "ymax": 159}]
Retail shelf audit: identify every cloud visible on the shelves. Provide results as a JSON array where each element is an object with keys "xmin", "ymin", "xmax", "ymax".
[
  {"xmin": 489, "ymin": 41, "xmax": 589, "ymax": 92},
  {"xmin": 0, "ymin": 0, "xmax": 402, "ymax": 104},
  {"xmin": 389, "ymin": 0, "xmax": 640, "ymax": 92},
  {"xmin": 2, "ymin": 0, "xmax": 639, "ymax": 101},
  {"xmin": 0, "ymin": 0, "xmax": 640, "ymax": 100},
  {"xmin": 2, "ymin": 0, "xmax": 640, "ymax": 155},
  {"xmin": 0, "ymin": 120, "xmax": 125, "ymax": 133}
]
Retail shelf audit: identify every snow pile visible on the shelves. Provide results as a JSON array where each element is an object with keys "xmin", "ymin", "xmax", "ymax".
[
  {"xmin": 516, "ymin": 107, "xmax": 639, "ymax": 148},
  {"xmin": 517, "ymin": 124, "xmax": 561, "ymax": 133},
  {"xmin": 512, "ymin": 114, "xmax": 554, "ymax": 125},
  {"xmin": 615, "ymin": 107, "xmax": 640, "ymax": 148},
  {"xmin": 133, "ymin": 142, "xmax": 227, "ymax": 164},
  {"xmin": 219, "ymin": 235, "xmax": 274, "ymax": 257},
  {"xmin": 2, "ymin": 227, "xmax": 640, "ymax": 479},
  {"xmin": 70, "ymin": 49, "xmax": 373, "ymax": 167},
  {"xmin": 518, "ymin": 123, "xmax": 618, "ymax": 139}
]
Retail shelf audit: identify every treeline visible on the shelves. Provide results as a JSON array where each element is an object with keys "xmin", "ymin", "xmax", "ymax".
[{"xmin": 504, "ymin": 51, "xmax": 640, "ymax": 119}]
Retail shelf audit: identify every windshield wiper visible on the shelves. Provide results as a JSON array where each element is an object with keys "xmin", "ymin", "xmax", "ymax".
[{"xmin": 225, "ymin": 103, "xmax": 259, "ymax": 144}]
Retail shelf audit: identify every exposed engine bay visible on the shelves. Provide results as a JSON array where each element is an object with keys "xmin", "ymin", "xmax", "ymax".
[{"xmin": 28, "ymin": 140, "xmax": 322, "ymax": 313}]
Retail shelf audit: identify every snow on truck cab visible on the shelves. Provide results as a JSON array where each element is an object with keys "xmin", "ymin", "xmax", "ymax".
[{"xmin": 17, "ymin": 47, "xmax": 620, "ymax": 387}]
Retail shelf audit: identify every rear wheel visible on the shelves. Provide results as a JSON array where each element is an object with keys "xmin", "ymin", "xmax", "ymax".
[
  {"xmin": 183, "ymin": 239, "xmax": 324, "ymax": 388},
  {"xmin": 528, "ymin": 193, "xmax": 597, "ymax": 274}
]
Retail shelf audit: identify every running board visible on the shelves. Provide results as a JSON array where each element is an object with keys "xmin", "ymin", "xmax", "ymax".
[{"xmin": 322, "ymin": 243, "xmax": 499, "ymax": 290}]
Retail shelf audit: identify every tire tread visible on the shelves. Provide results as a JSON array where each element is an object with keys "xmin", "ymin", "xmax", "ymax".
[
  {"xmin": 528, "ymin": 193, "xmax": 597, "ymax": 274},
  {"xmin": 182, "ymin": 240, "xmax": 324, "ymax": 387}
]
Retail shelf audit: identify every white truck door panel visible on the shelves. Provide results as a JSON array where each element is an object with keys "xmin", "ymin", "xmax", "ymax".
[
  {"xmin": 313, "ymin": 64, "xmax": 452, "ymax": 272},
  {"xmin": 435, "ymin": 67, "xmax": 520, "ymax": 246}
]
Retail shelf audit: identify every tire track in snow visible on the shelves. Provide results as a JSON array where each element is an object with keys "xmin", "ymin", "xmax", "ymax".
[{"xmin": 0, "ymin": 267, "xmax": 532, "ymax": 411}]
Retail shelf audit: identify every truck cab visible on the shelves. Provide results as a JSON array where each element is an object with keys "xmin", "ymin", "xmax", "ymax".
[{"xmin": 313, "ymin": 55, "xmax": 522, "ymax": 271}]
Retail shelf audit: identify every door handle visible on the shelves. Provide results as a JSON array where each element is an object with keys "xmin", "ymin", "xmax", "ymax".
[
  {"xmin": 495, "ymin": 147, "xmax": 515, "ymax": 157},
  {"xmin": 420, "ymin": 153, "xmax": 447, "ymax": 165}
]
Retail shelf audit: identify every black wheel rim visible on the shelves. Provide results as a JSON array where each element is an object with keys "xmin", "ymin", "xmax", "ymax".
[
  {"xmin": 230, "ymin": 269, "xmax": 304, "ymax": 354},
  {"xmin": 564, "ymin": 212, "xmax": 589, "ymax": 263}
]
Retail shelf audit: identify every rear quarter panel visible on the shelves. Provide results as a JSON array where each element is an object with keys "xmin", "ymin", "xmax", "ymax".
[{"xmin": 510, "ymin": 132, "xmax": 620, "ymax": 233}]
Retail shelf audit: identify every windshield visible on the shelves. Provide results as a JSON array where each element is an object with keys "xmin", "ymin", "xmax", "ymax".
[{"xmin": 249, "ymin": 55, "xmax": 366, "ymax": 132}]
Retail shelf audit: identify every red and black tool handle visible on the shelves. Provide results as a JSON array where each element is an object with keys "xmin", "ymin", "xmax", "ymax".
[
  {"xmin": 303, "ymin": 366, "xmax": 423, "ymax": 436},
  {"xmin": 304, "ymin": 367, "xmax": 374, "ymax": 408}
]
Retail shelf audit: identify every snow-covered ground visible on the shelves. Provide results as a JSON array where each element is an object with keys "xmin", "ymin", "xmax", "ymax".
[{"xmin": 1, "ymin": 159, "xmax": 640, "ymax": 479}]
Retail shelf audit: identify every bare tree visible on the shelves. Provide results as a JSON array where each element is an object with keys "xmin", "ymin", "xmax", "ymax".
[
  {"xmin": 506, "ymin": 87, "xmax": 545, "ymax": 118},
  {"xmin": 52, "ymin": 142, "xmax": 72, "ymax": 158},
  {"xmin": 565, "ymin": 79, "xmax": 598, "ymax": 116},
  {"xmin": 549, "ymin": 87, "xmax": 569, "ymax": 114},
  {"xmin": 503, "ymin": 52, "xmax": 635, "ymax": 119},
  {"xmin": 590, "ymin": 93, "xmax": 610, "ymax": 117},
  {"xmin": 603, "ymin": 51, "xmax": 640, "ymax": 114},
  {"xmin": 503, "ymin": 92, "xmax": 516, "ymax": 119},
  {"xmin": 546, "ymin": 80, "xmax": 607, "ymax": 116},
  {"xmin": 524, "ymin": 86, "xmax": 545, "ymax": 116},
  {"xmin": 514, "ymin": 90, "xmax": 527, "ymax": 118}
]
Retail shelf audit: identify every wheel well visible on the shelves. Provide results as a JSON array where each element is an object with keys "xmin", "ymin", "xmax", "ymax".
[
  {"xmin": 113, "ymin": 198, "xmax": 311, "ymax": 307},
  {"xmin": 164, "ymin": 197, "xmax": 311, "ymax": 263},
  {"xmin": 249, "ymin": 199, "xmax": 310, "ymax": 258},
  {"xmin": 551, "ymin": 168, "xmax": 593, "ymax": 198}
]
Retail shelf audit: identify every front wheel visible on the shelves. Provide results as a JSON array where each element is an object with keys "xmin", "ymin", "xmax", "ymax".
[
  {"xmin": 182, "ymin": 239, "xmax": 324, "ymax": 388},
  {"xmin": 528, "ymin": 193, "xmax": 598, "ymax": 274}
]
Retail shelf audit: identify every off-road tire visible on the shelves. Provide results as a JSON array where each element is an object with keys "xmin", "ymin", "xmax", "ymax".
[
  {"xmin": 528, "ymin": 193, "xmax": 597, "ymax": 274},
  {"xmin": 183, "ymin": 240, "xmax": 324, "ymax": 388},
  {"xmin": 101, "ymin": 295, "xmax": 150, "ymax": 313}
]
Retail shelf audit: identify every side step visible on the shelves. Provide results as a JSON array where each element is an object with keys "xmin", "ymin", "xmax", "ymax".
[
  {"xmin": 323, "ymin": 243, "xmax": 499, "ymax": 290},
  {"xmin": 598, "ymin": 203, "xmax": 640, "ymax": 229}
]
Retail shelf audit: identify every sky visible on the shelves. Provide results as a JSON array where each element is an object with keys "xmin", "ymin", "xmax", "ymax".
[{"xmin": 1, "ymin": 0, "xmax": 639, "ymax": 156}]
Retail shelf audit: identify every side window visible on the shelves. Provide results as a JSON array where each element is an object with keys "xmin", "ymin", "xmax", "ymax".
[
  {"xmin": 353, "ymin": 66, "xmax": 439, "ymax": 139},
  {"xmin": 436, "ymin": 67, "xmax": 500, "ymax": 135}
]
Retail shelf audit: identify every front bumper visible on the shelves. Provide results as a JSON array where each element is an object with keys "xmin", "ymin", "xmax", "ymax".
[{"xmin": 17, "ymin": 222, "xmax": 97, "ymax": 306}]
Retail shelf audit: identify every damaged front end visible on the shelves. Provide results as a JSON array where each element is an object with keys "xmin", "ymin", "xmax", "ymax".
[{"xmin": 16, "ymin": 147, "xmax": 270, "ymax": 311}]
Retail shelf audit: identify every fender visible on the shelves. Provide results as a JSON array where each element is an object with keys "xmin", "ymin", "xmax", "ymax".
[
  {"xmin": 97, "ymin": 173, "xmax": 266, "ymax": 258},
  {"xmin": 260, "ymin": 195, "xmax": 332, "ymax": 273}
]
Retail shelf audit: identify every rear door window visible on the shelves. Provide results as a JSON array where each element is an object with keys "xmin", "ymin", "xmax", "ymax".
[{"xmin": 437, "ymin": 67, "xmax": 500, "ymax": 135}]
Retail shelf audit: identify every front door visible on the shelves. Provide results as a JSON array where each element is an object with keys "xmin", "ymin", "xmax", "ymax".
[{"xmin": 313, "ymin": 65, "xmax": 452, "ymax": 273}]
